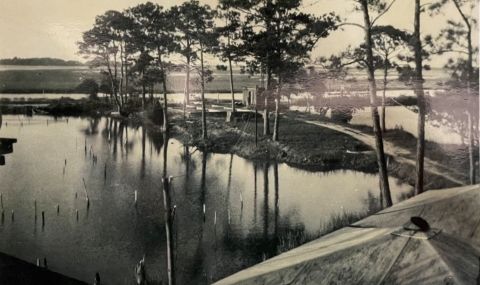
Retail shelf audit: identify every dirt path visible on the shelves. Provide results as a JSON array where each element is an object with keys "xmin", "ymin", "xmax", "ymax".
[{"xmin": 297, "ymin": 119, "xmax": 466, "ymax": 186}]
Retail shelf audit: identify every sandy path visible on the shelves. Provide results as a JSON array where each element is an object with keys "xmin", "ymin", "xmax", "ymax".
[{"xmin": 296, "ymin": 118, "xmax": 466, "ymax": 186}]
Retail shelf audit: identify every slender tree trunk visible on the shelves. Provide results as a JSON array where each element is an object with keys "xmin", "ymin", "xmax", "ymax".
[
  {"xmin": 463, "ymin": 11, "xmax": 475, "ymax": 184},
  {"xmin": 264, "ymin": 63, "xmax": 271, "ymax": 136},
  {"xmin": 229, "ymin": 57, "xmax": 235, "ymax": 113},
  {"xmin": 381, "ymin": 65, "xmax": 388, "ymax": 133},
  {"xmin": 272, "ymin": 98, "xmax": 279, "ymax": 141},
  {"xmin": 453, "ymin": 0, "xmax": 480, "ymax": 180},
  {"xmin": 360, "ymin": 0, "xmax": 392, "ymax": 207},
  {"xmin": 200, "ymin": 43, "xmax": 207, "ymax": 141},
  {"xmin": 264, "ymin": 96, "xmax": 270, "ymax": 136},
  {"xmin": 273, "ymin": 80, "xmax": 282, "ymax": 142},
  {"xmin": 119, "ymin": 43, "xmax": 126, "ymax": 106},
  {"xmin": 125, "ymin": 50, "xmax": 129, "ymax": 104},
  {"xmin": 159, "ymin": 53, "xmax": 169, "ymax": 132},
  {"xmin": 414, "ymin": 0, "xmax": 426, "ymax": 195},
  {"xmin": 227, "ymin": 22, "xmax": 235, "ymax": 113},
  {"xmin": 141, "ymin": 70, "xmax": 146, "ymax": 111},
  {"xmin": 185, "ymin": 43, "xmax": 191, "ymax": 106},
  {"xmin": 468, "ymin": 112, "xmax": 475, "ymax": 184}
]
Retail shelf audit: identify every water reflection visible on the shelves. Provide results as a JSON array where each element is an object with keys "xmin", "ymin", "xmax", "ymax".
[{"xmin": 0, "ymin": 115, "xmax": 413, "ymax": 284}]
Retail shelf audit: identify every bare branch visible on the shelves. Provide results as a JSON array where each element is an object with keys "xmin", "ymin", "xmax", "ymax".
[
  {"xmin": 336, "ymin": 22, "xmax": 364, "ymax": 30},
  {"xmin": 370, "ymin": 0, "xmax": 398, "ymax": 28}
]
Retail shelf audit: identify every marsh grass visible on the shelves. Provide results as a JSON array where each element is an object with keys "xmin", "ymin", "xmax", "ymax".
[{"xmin": 276, "ymin": 209, "xmax": 376, "ymax": 255}]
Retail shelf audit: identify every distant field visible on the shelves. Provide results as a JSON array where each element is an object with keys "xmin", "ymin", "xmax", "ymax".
[{"xmin": 0, "ymin": 66, "xmax": 450, "ymax": 94}]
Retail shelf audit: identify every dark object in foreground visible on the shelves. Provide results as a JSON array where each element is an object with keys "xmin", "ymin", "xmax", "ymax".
[
  {"xmin": 0, "ymin": 252, "xmax": 88, "ymax": 285},
  {"xmin": 0, "ymin": 138, "xmax": 17, "ymax": 166}
]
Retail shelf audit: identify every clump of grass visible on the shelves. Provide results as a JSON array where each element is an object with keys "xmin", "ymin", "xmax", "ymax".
[
  {"xmin": 276, "ymin": 209, "xmax": 374, "ymax": 255},
  {"xmin": 276, "ymin": 228, "xmax": 311, "ymax": 255},
  {"xmin": 320, "ymin": 210, "xmax": 369, "ymax": 234}
]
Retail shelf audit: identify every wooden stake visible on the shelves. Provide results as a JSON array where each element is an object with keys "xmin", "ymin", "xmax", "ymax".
[
  {"xmin": 65, "ymin": 159, "xmax": 67, "ymax": 166},
  {"xmin": 37, "ymin": 259, "xmax": 40, "ymax": 266},
  {"xmin": 42, "ymin": 211, "xmax": 44, "ymax": 226},
  {"xmin": 240, "ymin": 193, "xmax": 243, "ymax": 209},
  {"xmin": 56, "ymin": 204, "xmax": 59, "ymax": 213},
  {"xmin": 135, "ymin": 190, "xmax": 137, "ymax": 205},
  {"xmin": 11, "ymin": 210, "xmax": 14, "ymax": 221},
  {"xmin": 162, "ymin": 178, "xmax": 175, "ymax": 285},
  {"xmin": 214, "ymin": 211, "xmax": 217, "ymax": 226},
  {"xmin": 76, "ymin": 209, "xmax": 78, "ymax": 220},
  {"xmin": 228, "ymin": 209, "xmax": 231, "ymax": 224},
  {"xmin": 104, "ymin": 163, "xmax": 107, "ymax": 180},
  {"xmin": 34, "ymin": 199, "xmax": 37, "ymax": 218},
  {"xmin": 203, "ymin": 204, "xmax": 206, "ymax": 223},
  {"xmin": 82, "ymin": 178, "xmax": 89, "ymax": 200}
]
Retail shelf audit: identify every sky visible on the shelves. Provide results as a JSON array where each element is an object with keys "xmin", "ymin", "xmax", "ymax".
[{"xmin": 0, "ymin": 0, "xmax": 477, "ymax": 67}]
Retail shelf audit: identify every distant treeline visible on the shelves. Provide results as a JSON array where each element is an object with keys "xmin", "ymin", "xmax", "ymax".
[{"xmin": 0, "ymin": 57, "xmax": 84, "ymax": 66}]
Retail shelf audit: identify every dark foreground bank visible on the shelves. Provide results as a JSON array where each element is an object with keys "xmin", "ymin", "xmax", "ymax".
[{"xmin": 0, "ymin": 252, "xmax": 88, "ymax": 285}]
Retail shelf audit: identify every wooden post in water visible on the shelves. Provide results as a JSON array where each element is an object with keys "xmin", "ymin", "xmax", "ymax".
[
  {"xmin": 135, "ymin": 190, "xmax": 137, "ymax": 205},
  {"xmin": 56, "ymin": 204, "xmax": 59, "ymax": 213},
  {"xmin": 203, "ymin": 204, "xmax": 206, "ymax": 223},
  {"xmin": 82, "ymin": 178, "xmax": 89, "ymax": 203},
  {"xmin": 76, "ymin": 209, "xmax": 78, "ymax": 220},
  {"xmin": 104, "ymin": 163, "xmax": 107, "ymax": 180},
  {"xmin": 11, "ymin": 210, "xmax": 14, "ymax": 221},
  {"xmin": 240, "ymin": 193, "xmax": 243, "ymax": 209},
  {"xmin": 162, "ymin": 177, "xmax": 175, "ymax": 285},
  {"xmin": 34, "ymin": 199, "xmax": 37, "ymax": 219},
  {"xmin": 42, "ymin": 211, "xmax": 44, "ymax": 226}
]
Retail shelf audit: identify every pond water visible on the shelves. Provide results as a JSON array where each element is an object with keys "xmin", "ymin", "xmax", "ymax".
[{"xmin": 0, "ymin": 115, "xmax": 412, "ymax": 284}]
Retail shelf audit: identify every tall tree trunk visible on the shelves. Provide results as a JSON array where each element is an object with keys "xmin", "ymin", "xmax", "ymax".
[
  {"xmin": 141, "ymin": 70, "xmax": 146, "ymax": 111},
  {"xmin": 468, "ymin": 112, "xmax": 475, "ymax": 184},
  {"xmin": 125, "ymin": 50, "xmax": 129, "ymax": 104},
  {"xmin": 414, "ymin": 0, "xmax": 426, "ymax": 195},
  {"xmin": 119, "ymin": 43, "xmax": 125, "ymax": 106},
  {"xmin": 200, "ymin": 43, "xmax": 207, "ymax": 141},
  {"xmin": 453, "ymin": 0, "xmax": 476, "ymax": 184},
  {"xmin": 381, "ymin": 65, "xmax": 388, "ymax": 133},
  {"xmin": 185, "ymin": 42, "xmax": 191, "ymax": 106},
  {"xmin": 229, "ymin": 57, "xmax": 235, "ymax": 113},
  {"xmin": 360, "ymin": 0, "xmax": 392, "ymax": 207},
  {"xmin": 264, "ymin": 96, "xmax": 270, "ymax": 136},
  {"xmin": 272, "ymin": 80, "xmax": 282, "ymax": 142},
  {"xmin": 159, "ymin": 53, "xmax": 169, "ymax": 132},
  {"xmin": 227, "ymin": 22, "xmax": 235, "ymax": 113},
  {"xmin": 264, "ymin": 63, "xmax": 271, "ymax": 136}
]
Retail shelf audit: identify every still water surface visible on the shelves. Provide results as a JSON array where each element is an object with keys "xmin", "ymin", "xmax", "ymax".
[{"xmin": 0, "ymin": 115, "xmax": 412, "ymax": 284}]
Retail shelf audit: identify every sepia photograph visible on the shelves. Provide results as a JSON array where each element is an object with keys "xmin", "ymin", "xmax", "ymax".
[{"xmin": 0, "ymin": 0, "xmax": 478, "ymax": 284}]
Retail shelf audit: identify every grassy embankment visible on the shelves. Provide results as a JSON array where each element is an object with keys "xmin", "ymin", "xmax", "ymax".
[{"xmin": 173, "ymin": 110, "xmax": 379, "ymax": 173}]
